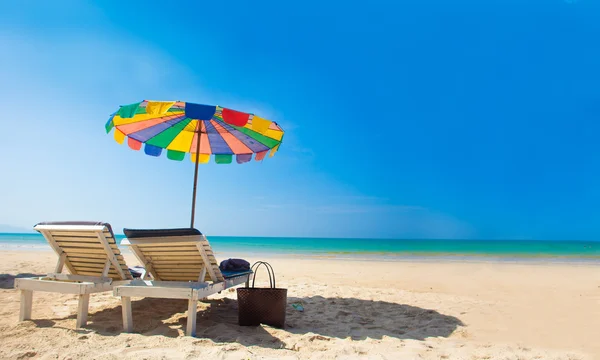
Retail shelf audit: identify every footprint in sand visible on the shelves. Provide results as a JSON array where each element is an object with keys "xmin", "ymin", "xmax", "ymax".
[
  {"xmin": 16, "ymin": 351, "xmax": 36, "ymax": 359},
  {"xmin": 307, "ymin": 335, "xmax": 331, "ymax": 342},
  {"xmin": 336, "ymin": 310, "xmax": 352, "ymax": 318}
]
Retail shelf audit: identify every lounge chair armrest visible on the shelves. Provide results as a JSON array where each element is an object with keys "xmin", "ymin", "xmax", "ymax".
[{"xmin": 45, "ymin": 273, "xmax": 112, "ymax": 284}]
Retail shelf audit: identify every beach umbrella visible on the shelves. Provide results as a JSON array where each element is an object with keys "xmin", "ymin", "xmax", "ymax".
[{"xmin": 105, "ymin": 100, "xmax": 284, "ymax": 228}]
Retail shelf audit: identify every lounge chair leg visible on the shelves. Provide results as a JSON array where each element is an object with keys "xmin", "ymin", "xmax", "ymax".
[
  {"xmin": 121, "ymin": 296, "xmax": 133, "ymax": 333},
  {"xmin": 19, "ymin": 290, "xmax": 33, "ymax": 321},
  {"xmin": 76, "ymin": 294, "xmax": 90, "ymax": 329},
  {"xmin": 186, "ymin": 298, "xmax": 198, "ymax": 337}
]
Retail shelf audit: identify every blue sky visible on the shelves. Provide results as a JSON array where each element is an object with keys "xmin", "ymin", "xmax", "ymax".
[{"xmin": 0, "ymin": 0, "xmax": 598, "ymax": 239}]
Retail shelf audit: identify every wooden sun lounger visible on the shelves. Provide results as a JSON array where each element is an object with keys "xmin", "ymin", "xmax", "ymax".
[
  {"xmin": 14, "ymin": 221, "xmax": 133, "ymax": 328},
  {"xmin": 113, "ymin": 228, "xmax": 252, "ymax": 336}
]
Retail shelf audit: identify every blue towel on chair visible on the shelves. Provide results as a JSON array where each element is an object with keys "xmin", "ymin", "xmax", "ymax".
[
  {"xmin": 219, "ymin": 258, "xmax": 250, "ymax": 271},
  {"xmin": 221, "ymin": 268, "xmax": 253, "ymax": 279}
]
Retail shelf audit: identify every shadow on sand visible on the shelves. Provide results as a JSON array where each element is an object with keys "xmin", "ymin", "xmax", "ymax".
[
  {"xmin": 66, "ymin": 297, "xmax": 285, "ymax": 348},
  {"xmin": 16, "ymin": 290, "xmax": 464, "ymax": 350},
  {"xmin": 0, "ymin": 273, "xmax": 45, "ymax": 289},
  {"xmin": 284, "ymin": 295, "xmax": 464, "ymax": 341},
  {"xmin": 32, "ymin": 294, "xmax": 464, "ymax": 348}
]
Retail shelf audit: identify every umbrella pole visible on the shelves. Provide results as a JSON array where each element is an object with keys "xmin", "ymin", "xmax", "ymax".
[{"xmin": 190, "ymin": 129, "xmax": 201, "ymax": 228}]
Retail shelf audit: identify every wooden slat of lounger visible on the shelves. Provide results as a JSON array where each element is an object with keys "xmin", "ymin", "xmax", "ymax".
[
  {"xmin": 49, "ymin": 231, "xmax": 114, "ymax": 238},
  {"xmin": 52, "ymin": 236, "xmax": 108, "ymax": 243},
  {"xmin": 72, "ymin": 261, "xmax": 104, "ymax": 268},
  {"xmin": 203, "ymin": 255, "xmax": 224, "ymax": 281},
  {"xmin": 53, "ymin": 230, "xmax": 113, "ymax": 235},
  {"xmin": 125, "ymin": 235, "xmax": 225, "ymax": 282},
  {"xmin": 144, "ymin": 256, "xmax": 203, "ymax": 280},
  {"xmin": 56, "ymin": 242, "xmax": 119, "ymax": 250},
  {"xmin": 67, "ymin": 255, "xmax": 126, "ymax": 263},
  {"xmin": 72, "ymin": 261, "xmax": 125, "ymax": 269},
  {"xmin": 61, "ymin": 247, "xmax": 109, "ymax": 255},
  {"xmin": 192, "ymin": 241, "xmax": 222, "ymax": 282},
  {"xmin": 143, "ymin": 251, "xmax": 202, "ymax": 256},
  {"xmin": 145, "ymin": 245, "xmax": 201, "ymax": 252},
  {"xmin": 71, "ymin": 262, "xmax": 121, "ymax": 271},
  {"xmin": 143, "ymin": 251, "xmax": 199, "ymax": 256},
  {"xmin": 204, "ymin": 253, "xmax": 216, "ymax": 259},
  {"xmin": 138, "ymin": 243, "xmax": 199, "ymax": 249},
  {"xmin": 41, "ymin": 226, "xmax": 132, "ymax": 281},
  {"xmin": 68, "ymin": 264, "xmax": 100, "ymax": 273},
  {"xmin": 52, "ymin": 235, "xmax": 116, "ymax": 243},
  {"xmin": 149, "ymin": 260, "xmax": 204, "ymax": 265},
  {"xmin": 151, "ymin": 263, "xmax": 203, "ymax": 268},
  {"xmin": 149, "ymin": 266, "xmax": 202, "ymax": 274},
  {"xmin": 152, "ymin": 267, "xmax": 203, "ymax": 273},
  {"xmin": 69, "ymin": 259, "xmax": 129, "ymax": 273},
  {"xmin": 66, "ymin": 254, "xmax": 125, "ymax": 264},
  {"xmin": 59, "ymin": 239, "xmax": 118, "ymax": 246},
  {"xmin": 143, "ymin": 244, "xmax": 199, "ymax": 249},
  {"xmin": 156, "ymin": 272, "xmax": 208, "ymax": 281},
  {"xmin": 63, "ymin": 252, "xmax": 107, "ymax": 259},
  {"xmin": 153, "ymin": 271, "xmax": 201, "ymax": 276},
  {"xmin": 77, "ymin": 271, "xmax": 118, "ymax": 277},
  {"xmin": 151, "ymin": 258, "xmax": 204, "ymax": 268},
  {"xmin": 70, "ymin": 261, "xmax": 129, "ymax": 270},
  {"xmin": 73, "ymin": 266, "xmax": 107, "ymax": 272},
  {"xmin": 200, "ymin": 245, "xmax": 216, "ymax": 255},
  {"xmin": 136, "ymin": 246, "xmax": 199, "ymax": 252},
  {"xmin": 114, "ymin": 262, "xmax": 128, "ymax": 268},
  {"xmin": 158, "ymin": 276, "xmax": 199, "ymax": 281},
  {"xmin": 61, "ymin": 247, "xmax": 123, "ymax": 258},
  {"xmin": 136, "ymin": 242, "xmax": 198, "ymax": 248},
  {"xmin": 73, "ymin": 266, "xmax": 119, "ymax": 273},
  {"xmin": 65, "ymin": 249, "xmax": 131, "ymax": 280},
  {"xmin": 72, "ymin": 269, "xmax": 120, "ymax": 277},
  {"xmin": 74, "ymin": 269, "xmax": 122, "ymax": 277},
  {"xmin": 144, "ymin": 255, "xmax": 201, "ymax": 261},
  {"xmin": 68, "ymin": 257, "xmax": 106, "ymax": 264}
]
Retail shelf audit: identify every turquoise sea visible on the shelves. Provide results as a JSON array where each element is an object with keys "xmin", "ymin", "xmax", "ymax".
[{"xmin": 1, "ymin": 232, "xmax": 599, "ymax": 262}]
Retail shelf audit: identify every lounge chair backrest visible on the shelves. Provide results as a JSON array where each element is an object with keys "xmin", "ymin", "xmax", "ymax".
[
  {"xmin": 121, "ymin": 232, "xmax": 224, "ymax": 283},
  {"xmin": 34, "ymin": 222, "xmax": 132, "ymax": 281}
]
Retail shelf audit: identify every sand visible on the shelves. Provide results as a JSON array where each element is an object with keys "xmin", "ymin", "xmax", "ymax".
[{"xmin": 0, "ymin": 250, "xmax": 598, "ymax": 360}]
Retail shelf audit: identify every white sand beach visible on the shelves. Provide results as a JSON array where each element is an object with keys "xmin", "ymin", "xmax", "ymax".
[{"xmin": 0, "ymin": 250, "xmax": 599, "ymax": 359}]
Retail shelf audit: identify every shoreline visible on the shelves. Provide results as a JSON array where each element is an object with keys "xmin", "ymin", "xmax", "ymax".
[
  {"xmin": 2, "ymin": 233, "xmax": 598, "ymax": 262},
  {"xmin": 1, "ymin": 246, "xmax": 599, "ymax": 265}
]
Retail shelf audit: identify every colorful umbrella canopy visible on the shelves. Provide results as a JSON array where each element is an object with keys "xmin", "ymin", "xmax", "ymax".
[
  {"xmin": 105, "ymin": 100, "xmax": 283, "ymax": 163},
  {"xmin": 105, "ymin": 100, "xmax": 284, "ymax": 227}
]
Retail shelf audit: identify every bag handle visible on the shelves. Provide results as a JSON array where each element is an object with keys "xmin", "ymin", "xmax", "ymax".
[{"xmin": 250, "ymin": 261, "xmax": 276, "ymax": 289}]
